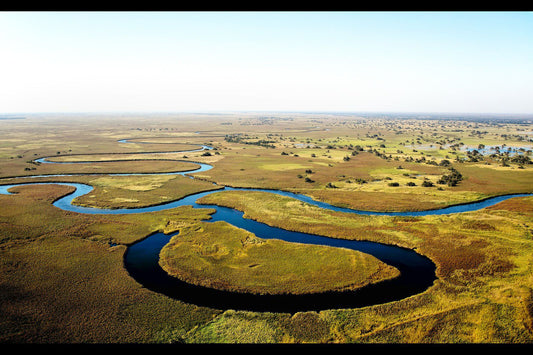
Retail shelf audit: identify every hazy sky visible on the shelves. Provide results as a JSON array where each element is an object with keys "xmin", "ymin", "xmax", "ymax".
[{"xmin": 1, "ymin": 11, "xmax": 532, "ymax": 114}]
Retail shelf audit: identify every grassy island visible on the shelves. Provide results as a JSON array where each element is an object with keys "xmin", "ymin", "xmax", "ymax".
[{"xmin": 159, "ymin": 221, "xmax": 400, "ymax": 295}]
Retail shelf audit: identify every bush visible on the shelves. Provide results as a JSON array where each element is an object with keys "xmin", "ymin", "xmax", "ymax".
[{"xmin": 422, "ymin": 180, "xmax": 434, "ymax": 187}]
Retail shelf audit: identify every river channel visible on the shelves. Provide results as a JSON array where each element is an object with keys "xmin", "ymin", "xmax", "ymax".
[{"xmin": 1, "ymin": 142, "xmax": 531, "ymax": 313}]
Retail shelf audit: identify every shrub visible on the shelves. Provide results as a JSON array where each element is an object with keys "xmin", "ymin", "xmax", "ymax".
[{"xmin": 422, "ymin": 180, "xmax": 434, "ymax": 187}]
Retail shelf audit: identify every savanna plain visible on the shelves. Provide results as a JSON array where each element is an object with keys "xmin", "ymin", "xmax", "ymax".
[{"xmin": 1, "ymin": 112, "xmax": 532, "ymax": 344}]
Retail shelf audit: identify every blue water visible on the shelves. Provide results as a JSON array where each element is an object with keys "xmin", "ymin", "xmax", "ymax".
[
  {"xmin": 2, "ymin": 142, "xmax": 531, "ymax": 312},
  {"xmin": 465, "ymin": 145, "xmax": 532, "ymax": 157},
  {"xmin": 2, "ymin": 181, "xmax": 529, "ymax": 218}
]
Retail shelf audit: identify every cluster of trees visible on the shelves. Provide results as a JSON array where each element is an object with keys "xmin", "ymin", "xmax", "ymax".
[
  {"xmin": 224, "ymin": 134, "xmax": 276, "ymax": 148},
  {"xmin": 24, "ymin": 159, "xmax": 41, "ymax": 171},
  {"xmin": 510, "ymin": 154, "xmax": 531, "ymax": 165},
  {"xmin": 436, "ymin": 167, "xmax": 463, "ymax": 186}
]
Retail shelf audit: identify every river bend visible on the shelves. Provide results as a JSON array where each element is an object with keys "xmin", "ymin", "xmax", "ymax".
[{"xmin": 1, "ymin": 142, "xmax": 531, "ymax": 312}]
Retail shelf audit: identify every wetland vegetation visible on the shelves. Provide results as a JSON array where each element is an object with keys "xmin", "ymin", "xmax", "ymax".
[{"xmin": 1, "ymin": 112, "xmax": 532, "ymax": 344}]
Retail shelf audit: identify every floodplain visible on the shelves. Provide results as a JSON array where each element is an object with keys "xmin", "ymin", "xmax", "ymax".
[{"xmin": 0, "ymin": 112, "xmax": 532, "ymax": 344}]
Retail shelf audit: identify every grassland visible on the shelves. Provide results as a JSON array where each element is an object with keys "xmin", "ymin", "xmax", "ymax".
[
  {"xmin": 159, "ymin": 221, "xmax": 400, "ymax": 295},
  {"xmin": 0, "ymin": 112, "xmax": 532, "ymax": 343},
  {"xmin": 0, "ymin": 184, "xmax": 220, "ymax": 342}
]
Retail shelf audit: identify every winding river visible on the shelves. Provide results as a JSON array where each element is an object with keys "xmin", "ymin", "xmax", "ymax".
[{"xmin": 1, "ymin": 141, "xmax": 531, "ymax": 313}]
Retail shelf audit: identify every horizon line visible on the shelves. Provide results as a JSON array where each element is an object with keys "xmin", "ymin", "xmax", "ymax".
[{"xmin": 2, "ymin": 110, "xmax": 533, "ymax": 117}]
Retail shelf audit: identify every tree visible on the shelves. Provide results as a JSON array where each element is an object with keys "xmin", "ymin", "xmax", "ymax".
[{"xmin": 422, "ymin": 180, "xmax": 434, "ymax": 187}]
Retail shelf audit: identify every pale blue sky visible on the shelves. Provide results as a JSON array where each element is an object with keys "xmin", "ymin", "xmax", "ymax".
[{"xmin": 1, "ymin": 11, "xmax": 532, "ymax": 114}]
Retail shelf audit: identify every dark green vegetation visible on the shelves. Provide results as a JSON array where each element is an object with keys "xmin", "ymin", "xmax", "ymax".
[{"xmin": 1, "ymin": 112, "xmax": 532, "ymax": 343}]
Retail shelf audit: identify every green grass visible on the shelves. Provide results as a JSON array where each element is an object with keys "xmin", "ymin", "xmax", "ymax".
[
  {"xmin": 196, "ymin": 188, "xmax": 533, "ymax": 342},
  {"xmin": 159, "ymin": 221, "xmax": 399, "ymax": 295},
  {"xmin": 0, "ymin": 183, "xmax": 219, "ymax": 343},
  {"xmin": 0, "ymin": 113, "xmax": 532, "ymax": 343}
]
